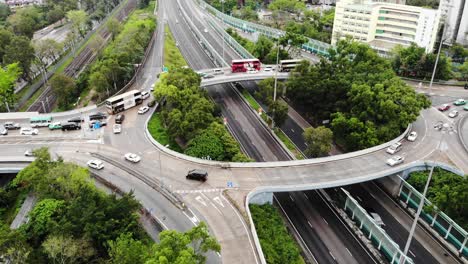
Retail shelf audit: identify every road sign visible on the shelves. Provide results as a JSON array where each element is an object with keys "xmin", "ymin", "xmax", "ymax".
[{"xmin": 93, "ymin": 121, "xmax": 101, "ymax": 129}]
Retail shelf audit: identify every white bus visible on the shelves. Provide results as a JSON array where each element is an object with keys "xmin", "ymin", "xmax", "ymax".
[
  {"xmin": 105, "ymin": 90, "xmax": 143, "ymax": 114},
  {"xmin": 278, "ymin": 59, "xmax": 302, "ymax": 72}
]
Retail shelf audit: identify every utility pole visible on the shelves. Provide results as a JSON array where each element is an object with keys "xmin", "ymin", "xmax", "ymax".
[
  {"xmin": 221, "ymin": 0, "xmax": 225, "ymax": 62},
  {"xmin": 429, "ymin": 18, "xmax": 447, "ymax": 96}
]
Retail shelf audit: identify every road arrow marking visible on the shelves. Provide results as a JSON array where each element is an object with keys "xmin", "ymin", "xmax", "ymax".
[
  {"xmin": 195, "ymin": 196, "xmax": 207, "ymax": 207},
  {"xmin": 213, "ymin": 196, "xmax": 224, "ymax": 207}
]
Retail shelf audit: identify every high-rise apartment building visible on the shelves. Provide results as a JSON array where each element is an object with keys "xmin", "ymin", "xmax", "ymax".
[{"xmin": 332, "ymin": 0, "xmax": 441, "ymax": 55}]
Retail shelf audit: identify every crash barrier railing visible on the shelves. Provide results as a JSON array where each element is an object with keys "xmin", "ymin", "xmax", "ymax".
[
  {"xmin": 343, "ymin": 189, "xmax": 414, "ymax": 264},
  {"xmin": 399, "ymin": 177, "xmax": 468, "ymax": 258}
]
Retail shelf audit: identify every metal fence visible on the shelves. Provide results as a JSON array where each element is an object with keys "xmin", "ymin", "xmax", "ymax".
[
  {"xmin": 399, "ymin": 178, "xmax": 468, "ymax": 258},
  {"xmin": 342, "ymin": 189, "xmax": 414, "ymax": 264},
  {"xmin": 206, "ymin": 18, "xmax": 255, "ymax": 59},
  {"xmin": 197, "ymin": 0, "xmax": 331, "ymax": 56}
]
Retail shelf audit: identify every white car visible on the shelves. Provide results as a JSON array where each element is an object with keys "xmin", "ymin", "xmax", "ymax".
[
  {"xmin": 141, "ymin": 91, "xmax": 150, "ymax": 99},
  {"xmin": 138, "ymin": 106, "xmax": 150, "ymax": 114},
  {"xmin": 20, "ymin": 127, "xmax": 38, "ymax": 135},
  {"xmin": 448, "ymin": 110, "xmax": 459, "ymax": 118},
  {"xmin": 263, "ymin": 66, "xmax": 273, "ymax": 72},
  {"xmin": 247, "ymin": 68, "xmax": 258, "ymax": 74},
  {"xmin": 113, "ymin": 124, "xmax": 122, "ymax": 134},
  {"xmin": 386, "ymin": 155, "xmax": 404, "ymax": 166},
  {"xmin": 150, "ymin": 84, "xmax": 155, "ymax": 91},
  {"xmin": 124, "ymin": 153, "xmax": 141, "ymax": 163},
  {"xmin": 386, "ymin": 142, "xmax": 402, "ymax": 154},
  {"xmin": 87, "ymin": 160, "xmax": 104, "ymax": 170},
  {"xmin": 24, "ymin": 150, "xmax": 34, "ymax": 157},
  {"xmin": 370, "ymin": 213, "xmax": 385, "ymax": 227},
  {"xmin": 204, "ymin": 28, "xmax": 208, "ymax": 33},
  {"xmin": 407, "ymin": 131, "xmax": 417, "ymax": 142}
]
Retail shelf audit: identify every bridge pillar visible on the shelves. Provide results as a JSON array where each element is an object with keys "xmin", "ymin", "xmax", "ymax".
[{"xmin": 249, "ymin": 192, "xmax": 273, "ymax": 205}]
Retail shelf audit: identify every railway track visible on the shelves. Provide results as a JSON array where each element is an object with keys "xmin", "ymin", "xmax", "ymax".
[{"xmin": 27, "ymin": 0, "xmax": 137, "ymax": 113}]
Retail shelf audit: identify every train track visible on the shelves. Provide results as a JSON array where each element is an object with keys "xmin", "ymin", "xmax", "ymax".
[{"xmin": 27, "ymin": 0, "xmax": 137, "ymax": 113}]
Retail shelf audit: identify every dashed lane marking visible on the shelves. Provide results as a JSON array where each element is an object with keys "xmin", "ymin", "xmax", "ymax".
[{"xmin": 174, "ymin": 188, "xmax": 224, "ymax": 194}]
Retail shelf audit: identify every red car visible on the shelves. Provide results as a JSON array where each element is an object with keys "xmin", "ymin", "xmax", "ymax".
[{"xmin": 438, "ymin": 104, "xmax": 451, "ymax": 111}]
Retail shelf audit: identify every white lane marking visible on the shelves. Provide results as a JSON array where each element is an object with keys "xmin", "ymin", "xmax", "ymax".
[
  {"xmin": 303, "ymin": 193, "xmax": 309, "ymax": 200},
  {"xmin": 356, "ymin": 196, "xmax": 362, "ymax": 202},
  {"xmin": 289, "ymin": 195, "xmax": 294, "ymax": 202},
  {"xmin": 221, "ymin": 194, "xmax": 260, "ymax": 264},
  {"xmin": 329, "ymin": 252, "xmax": 336, "ymax": 260},
  {"xmin": 307, "ymin": 221, "xmax": 313, "ymax": 228},
  {"xmin": 291, "ymin": 128, "xmax": 295, "ymax": 133},
  {"xmin": 195, "ymin": 196, "xmax": 207, "ymax": 207},
  {"xmin": 346, "ymin": 247, "xmax": 353, "ymax": 257},
  {"xmin": 216, "ymin": 252, "xmax": 221, "ymax": 257},
  {"xmin": 183, "ymin": 211, "xmax": 199, "ymax": 226},
  {"xmin": 322, "ymin": 217, "xmax": 328, "ymax": 225},
  {"xmin": 409, "ymin": 250, "xmax": 416, "ymax": 257},
  {"xmin": 213, "ymin": 196, "xmax": 225, "ymax": 207},
  {"xmin": 201, "ymin": 193, "xmax": 223, "ymax": 215}
]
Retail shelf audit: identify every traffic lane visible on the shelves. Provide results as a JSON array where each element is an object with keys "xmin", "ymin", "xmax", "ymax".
[
  {"xmin": 345, "ymin": 183, "xmax": 439, "ymax": 264},
  {"xmin": 274, "ymin": 192, "xmax": 336, "ymax": 264},
  {"xmin": 297, "ymin": 190, "xmax": 373, "ymax": 264}
]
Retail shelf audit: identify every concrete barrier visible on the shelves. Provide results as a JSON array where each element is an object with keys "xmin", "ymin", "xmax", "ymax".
[{"xmin": 458, "ymin": 114, "xmax": 468, "ymax": 155}]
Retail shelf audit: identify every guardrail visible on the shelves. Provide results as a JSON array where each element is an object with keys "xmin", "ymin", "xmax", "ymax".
[
  {"xmin": 458, "ymin": 114, "xmax": 468, "ymax": 155},
  {"xmin": 196, "ymin": 0, "xmax": 331, "ymax": 56}
]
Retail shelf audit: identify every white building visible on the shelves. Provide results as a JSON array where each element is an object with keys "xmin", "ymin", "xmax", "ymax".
[
  {"xmin": 440, "ymin": 0, "xmax": 468, "ymax": 45},
  {"xmin": 332, "ymin": 0, "xmax": 441, "ymax": 55}
]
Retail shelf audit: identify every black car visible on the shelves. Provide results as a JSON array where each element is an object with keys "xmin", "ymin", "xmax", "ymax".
[
  {"xmin": 89, "ymin": 112, "xmax": 107, "ymax": 121},
  {"xmin": 67, "ymin": 116, "xmax": 84, "ymax": 123},
  {"xmin": 61, "ymin": 122, "xmax": 81, "ymax": 131},
  {"xmin": 4, "ymin": 122, "xmax": 20, "ymax": 130},
  {"xmin": 115, "ymin": 114, "xmax": 125, "ymax": 124},
  {"xmin": 89, "ymin": 120, "xmax": 107, "ymax": 128},
  {"xmin": 186, "ymin": 169, "xmax": 208, "ymax": 182}
]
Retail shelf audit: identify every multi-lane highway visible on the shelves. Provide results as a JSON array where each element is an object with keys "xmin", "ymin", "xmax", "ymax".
[{"xmin": 1, "ymin": 0, "xmax": 468, "ymax": 263}]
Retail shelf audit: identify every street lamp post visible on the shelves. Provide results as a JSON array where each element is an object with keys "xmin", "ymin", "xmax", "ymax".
[
  {"xmin": 221, "ymin": 0, "xmax": 225, "ymax": 62},
  {"xmin": 399, "ymin": 122, "xmax": 453, "ymax": 263},
  {"xmin": 429, "ymin": 20, "xmax": 448, "ymax": 96},
  {"xmin": 271, "ymin": 33, "xmax": 281, "ymax": 128}
]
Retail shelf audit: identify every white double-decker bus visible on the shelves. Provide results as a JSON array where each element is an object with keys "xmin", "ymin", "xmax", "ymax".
[
  {"xmin": 105, "ymin": 90, "xmax": 143, "ymax": 114},
  {"xmin": 278, "ymin": 59, "xmax": 302, "ymax": 72}
]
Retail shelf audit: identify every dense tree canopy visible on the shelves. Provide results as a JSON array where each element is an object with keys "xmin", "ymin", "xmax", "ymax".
[
  {"xmin": 286, "ymin": 40, "xmax": 430, "ymax": 151},
  {"xmin": 408, "ymin": 168, "xmax": 468, "ymax": 230},
  {"xmin": 0, "ymin": 63, "xmax": 21, "ymax": 111},
  {"xmin": 303, "ymin": 126, "xmax": 333, "ymax": 157}
]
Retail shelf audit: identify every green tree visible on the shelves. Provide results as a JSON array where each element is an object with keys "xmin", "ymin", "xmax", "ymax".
[
  {"xmin": 459, "ymin": 61, "xmax": 468, "ymax": 81},
  {"xmin": 42, "ymin": 235, "xmax": 95, "ymax": 264},
  {"xmin": 0, "ymin": 3, "xmax": 11, "ymax": 22},
  {"xmin": 303, "ymin": 126, "xmax": 333, "ymax": 157},
  {"xmin": 3, "ymin": 35, "xmax": 34, "ymax": 80},
  {"xmin": 67, "ymin": 10, "xmax": 89, "ymax": 38},
  {"xmin": 0, "ymin": 224, "xmax": 31, "ymax": 264},
  {"xmin": 26, "ymin": 199, "xmax": 65, "ymax": 239},
  {"xmin": 106, "ymin": 17, "xmax": 121, "ymax": 41},
  {"xmin": 185, "ymin": 132, "xmax": 226, "ymax": 160},
  {"xmin": 270, "ymin": 100, "xmax": 288, "ymax": 128},
  {"xmin": 269, "ymin": 0, "xmax": 305, "ymax": 14},
  {"xmin": 50, "ymin": 73, "xmax": 77, "ymax": 109},
  {"xmin": 0, "ymin": 28, "xmax": 13, "ymax": 59},
  {"xmin": 108, "ymin": 233, "xmax": 150, "ymax": 264},
  {"xmin": 7, "ymin": 11, "xmax": 35, "ymax": 38},
  {"xmin": 252, "ymin": 35, "xmax": 273, "ymax": 61},
  {"xmin": 256, "ymin": 77, "xmax": 284, "ymax": 104},
  {"xmin": 34, "ymin": 38, "xmax": 63, "ymax": 68},
  {"xmin": 0, "ymin": 63, "xmax": 21, "ymax": 112},
  {"xmin": 148, "ymin": 222, "xmax": 220, "ymax": 263}
]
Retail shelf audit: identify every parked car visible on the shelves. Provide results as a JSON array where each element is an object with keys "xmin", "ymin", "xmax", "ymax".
[
  {"xmin": 61, "ymin": 122, "xmax": 81, "ymax": 131},
  {"xmin": 138, "ymin": 106, "xmax": 150, "ymax": 114},
  {"xmin": 87, "ymin": 160, "xmax": 104, "ymax": 170},
  {"xmin": 115, "ymin": 114, "xmax": 125, "ymax": 124},
  {"xmin": 124, "ymin": 153, "xmax": 141, "ymax": 163},
  {"xmin": 438, "ymin": 104, "xmax": 451, "ymax": 111},
  {"xmin": 386, "ymin": 155, "xmax": 404, "ymax": 166},
  {"xmin": 67, "ymin": 117, "xmax": 84, "ymax": 123},
  {"xmin": 454, "ymin": 99, "xmax": 466, "ymax": 106},
  {"xmin": 141, "ymin": 91, "xmax": 150, "ymax": 100},
  {"xmin": 113, "ymin": 124, "xmax": 122, "ymax": 134},
  {"xmin": 48, "ymin": 122, "xmax": 62, "ymax": 130},
  {"xmin": 20, "ymin": 127, "xmax": 38, "ymax": 135},
  {"xmin": 448, "ymin": 110, "xmax": 459, "ymax": 118},
  {"xmin": 89, "ymin": 120, "xmax": 107, "ymax": 128},
  {"xmin": 0, "ymin": 126, "xmax": 7, "ymax": 136},
  {"xmin": 386, "ymin": 142, "xmax": 402, "ymax": 154},
  {"xmin": 407, "ymin": 131, "xmax": 417, "ymax": 142},
  {"xmin": 4, "ymin": 122, "xmax": 20, "ymax": 130},
  {"xmin": 186, "ymin": 169, "xmax": 208, "ymax": 182},
  {"xmin": 24, "ymin": 149, "xmax": 34, "ymax": 157}
]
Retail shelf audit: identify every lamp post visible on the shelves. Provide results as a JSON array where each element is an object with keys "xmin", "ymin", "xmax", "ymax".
[
  {"xmin": 221, "ymin": 0, "xmax": 225, "ymax": 62},
  {"xmin": 273, "ymin": 33, "xmax": 281, "ymax": 102},
  {"xmin": 399, "ymin": 122, "xmax": 454, "ymax": 263},
  {"xmin": 428, "ymin": 19, "xmax": 448, "ymax": 96}
]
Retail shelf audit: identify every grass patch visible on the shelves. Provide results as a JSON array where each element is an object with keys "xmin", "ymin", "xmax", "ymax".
[
  {"xmin": 163, "ymin": 25, "xmax": 187, "ymax": 70},
  {"xmin": 274, "ymin": 127, "xmax": 305, "ymax": 160},
  {"xmin": 147, "ymin": 112, "xmax": 183, "ymax": 152},
  {"xmin": 18, "ymin": 85, "xmax": 47, "ymax": 112},
  {"xmin": 250, "ymin": 204, "xmax": 306, "ymax": 264}
]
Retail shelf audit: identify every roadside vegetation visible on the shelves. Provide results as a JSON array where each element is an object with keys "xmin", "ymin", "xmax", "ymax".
[
  {"xmin": 50, "ymin": 4, "xmax": 156, "ymax": 109},
  {"xmin": 0, "ymin": 147, "xmax": 220, "ymax": 263},
  {"xmin": 407, "ymin": 168, "xmax": 468, "ymax": 230},
  {"xmin": 163, "ymin": 25, "xmax": 187, "ymax": 70},
  {"xmin": 250, "ymin": 204, "xmax": 305, "ymax": 264},
  {"xmin": 152, "ymin": 68, "xmax": 251, "ymax": 162},
  {"xmin": 0, "ymin": 0, "xmax": 125, "ymax": 112}
]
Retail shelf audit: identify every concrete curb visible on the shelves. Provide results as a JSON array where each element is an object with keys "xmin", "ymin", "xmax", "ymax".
[{"xmin": 457, "ymin": 114, "xmax": 468, "ymax": 155}]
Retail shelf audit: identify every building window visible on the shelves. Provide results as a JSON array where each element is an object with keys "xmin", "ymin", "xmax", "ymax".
[
  {"xmin": 376, "ymin": 29, "xmax": 384, "ymax": 34},
  {"xmin": 378, "ymin": 17, "xmax": 385, "ymax": 20}
]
